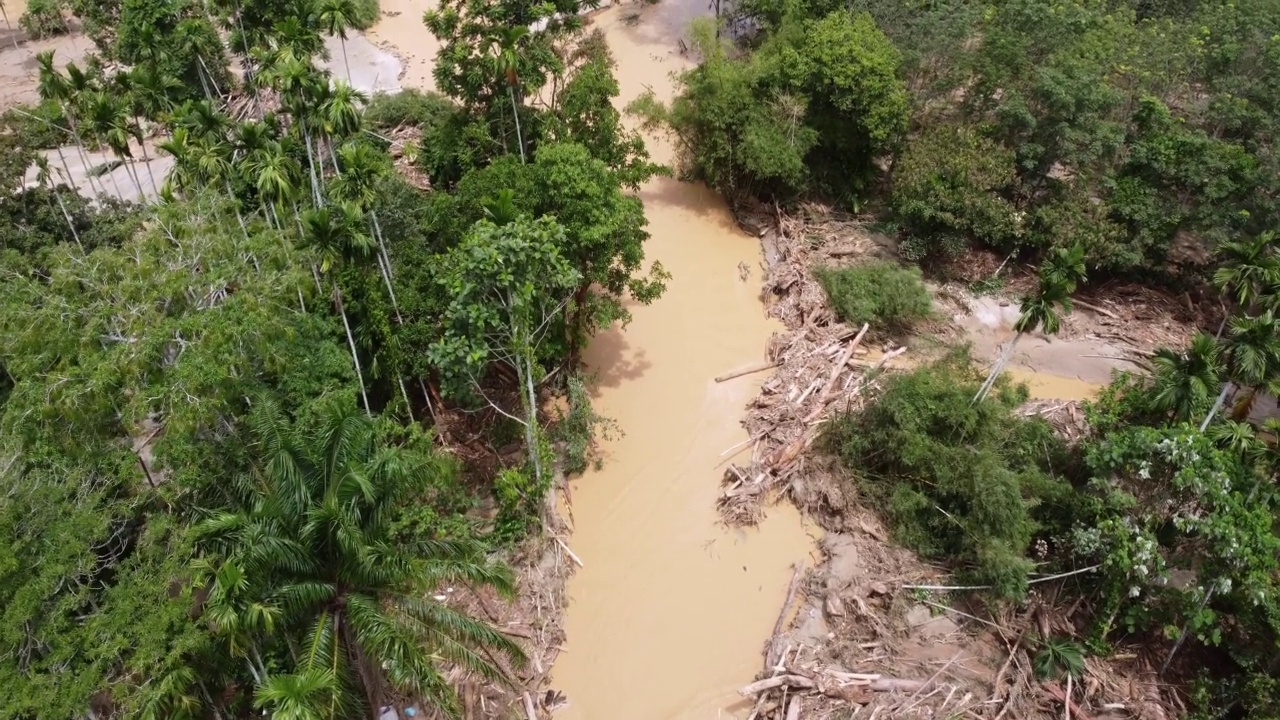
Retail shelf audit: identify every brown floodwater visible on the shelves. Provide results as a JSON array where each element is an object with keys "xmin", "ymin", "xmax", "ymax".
[
  {"xmin": 549, "ymin": 4, "xmax": 816, "ymax": 719},
  {"xmin": 367, "ymin": 0, "xmax": 442, "ymax": 92}
]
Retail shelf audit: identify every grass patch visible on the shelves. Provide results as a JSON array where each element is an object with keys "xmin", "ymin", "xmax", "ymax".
[
  {"xmin": 364, "ymin": 89, "xmax": 456, "ymax": 130},
  {"xmin": 824, "ymin": 349, "xmax": 1081, "ymax": 598},
  {"xmin": 815, "ymin": 261, "xmax": 933, "ymax": 333}
]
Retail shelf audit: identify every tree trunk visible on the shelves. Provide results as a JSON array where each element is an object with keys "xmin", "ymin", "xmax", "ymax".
[
  {"xmin": 303, "ymin": 127, "xmax": 322, "ymax": 204},
  {"xmin": 63, "ymin": 112, "xmax": 104, "ymax": 198},
  {"xmin": 333, "ymin": 282, "xmax": 372, "ymax": 417},
  {"xmin": 340, "ymin": 35, "xmax": 352, "ymax": 83},
  {"xmin": 521, "ymin": 340, "xmax": 543, "ymax": 487},
  {"xmin": 53, "ymin": 188, "xmax": 83, "ymax": 250},
  {"xmin": 509, "ymin": 86, "xmax": 526, "ymax": 164},
  {"xmin": 135, "ymin": 126, "xmax": 160, "ymax": 195},
  {"xmin": 1199, "ymin": 382, "xmax": 1231, "ymax": 432},
  {"xmin": 1, "ymin": 5, "xmax": 18, "ymax": 51},
  {"xmin": 122, "ymin": 155, "xmax": 145, "ymax": 198},
  {"xmin": 975, "ymin": 332, "xmax": 1022, "ymax": 403}
]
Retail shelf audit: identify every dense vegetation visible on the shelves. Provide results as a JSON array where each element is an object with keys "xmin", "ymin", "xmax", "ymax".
[
  {"xmin": 0, "ymin": 0, "xmax": 660, "ymax": 717},
  {"xmin": 656, "ymin": 0, "xmax": 1280, "ymax": 279}
]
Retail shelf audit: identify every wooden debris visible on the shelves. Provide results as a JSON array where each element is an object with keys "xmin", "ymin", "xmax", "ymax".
[{"xmin": 716, "ymin": 360, "xmax": 781, "ymax": 383}]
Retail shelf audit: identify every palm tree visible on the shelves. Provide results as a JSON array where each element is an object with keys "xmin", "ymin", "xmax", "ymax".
[
  {"xmin": 198, "ymin": 397, "xmax": 524, "ymax": 717},
  {"xmin": 491, "ymin": 27, "xmax": 529, "ymax": 164},
  {"xmin": 158, "ymin": 127, "xmax": 199, "ymax": 196},
  {"xmin": 74, "ymin": 90, "xmax": 130, "ymax": 200},
  {"xmin": 974, "ymin": 278, "xmax": 1075, "ymax": 403},
  {"xmin": 316, "ymin": 0, "xmax": 357, "ymax": 82},
  {"xmin": 974, "ymin": 245, "xmax": 1085, "ymax": 403},
  {"xmin": 113, "ymin": 70, "xmax": 164, "ymax": 195},
  {"xmin": 35, "ymin": 51, "xmax": 104, "ymax": 197},
  {"xmin": 131, "ymin": 66, "xmax": 183, "ymax": 124},
  {"xmin": 83, "ymin": 91, "xmax": 146, "ymax": 198},
  {"xmin": 320, "ymin": 81, "xmax": 366, "ymax": 170},
  {"xmin": 1149, "ymin": 333, "xmax": 1222, "ymax": 422},
  {"xmin": 1213, "ymin": 232, "xmax": 1280, "ymax": 335},
  {"xmin": 1201, "ymin": 311, "xmax": 1280, "ymax": 430},
  {"xmin": 269, "ymin": 49, "xmax": 327, "ymax": 204},
  {"xmin": 330, "ymin": 140, "xmax": 421, "ymax": 420},
  {"xmin": 32, "ymin": 156, "xmax": 83, "ymax": 250},
  {"xmin": 300, "ymin": 205, "xmax": 377, "ymax": 415}
]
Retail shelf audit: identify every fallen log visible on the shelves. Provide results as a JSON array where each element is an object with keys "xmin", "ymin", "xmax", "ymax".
[
  {"xmin": 1073, "ymin": 299, "xmax": 1118, "ymax": 319},
  {"xmin": 739, "ymin": 674, "xmax": 816, "ymax": 696},
  {"xmin": 765, "ymin": 562, "xmax": 805, "ymax": 671},
  {"xmin": 785, "ymin": 696, "xmax": 802, "ymax": 720},
  {"xmin": 716, "ymin": 360, "xmax": 780, "ymax": 383}
]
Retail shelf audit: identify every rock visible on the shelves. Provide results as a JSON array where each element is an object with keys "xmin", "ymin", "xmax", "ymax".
[
  {"xmin": 868, "ymin": 582, "xmax": 889, "ymax": 596},
  {"xmin": 905, "ymin": 604, "xmax": 960, "ymax": 639}
]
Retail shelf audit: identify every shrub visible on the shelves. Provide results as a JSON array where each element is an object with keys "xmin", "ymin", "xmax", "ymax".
[
  {"xmin": 814, "ymin": 262, "xmax": 933, "ymax": 332},
  {"xmin": 892, "ymin": 123, "xmax": 1021, "ymax": 263},
  {"xmin": 19, "ymin": 0, "xmax": 69, "ymax": 39},
  {"xmin": 1, "ymin": 101, "xmax": 70, "ymax": 150},
  {"xmin": 364, "ymin": 89, "xmax": 455, "ymax": 130},
  {"xmin": 824, "ymin": 350, "xmax": 1080, "ymax": 598},
  {"xmin": 348, "ymin": 0, "xmax": 380, "ymax": 28}
]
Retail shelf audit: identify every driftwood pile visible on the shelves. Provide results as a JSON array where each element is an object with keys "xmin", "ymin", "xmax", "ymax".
[
  {"xmin": 719, "ymin": 208, "xmax": 904, "ymax": 524},
  {"xmin": 736, "ymin": 666, "xmax": 981, "ymax": 720}
]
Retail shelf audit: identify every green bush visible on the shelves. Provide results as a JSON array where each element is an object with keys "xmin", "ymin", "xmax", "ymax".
[
  {"xmin": 1, "ymin": 101, "xmax": 70, "ymax": 150},
  {"xmin": 364, "ymin": 89, "xmax": 455, "ymax": 130},
  {"xmin": 19, "ymin": 0, "xmax": 69, "ymax": 39},
  {"xmin": 814, "ymin": 262, "xmax": 933, "ymax": 332},
  {"xmin": 892, "ymin": 123, "xmax": 1021, "ymax": 263},
  {"xmin": 824, "ymin": 351, "xmax": 1080, "ymax": 598},
  {"xmin": 349, "ymin": 0, "xmax": 380, "ymax": 28}
]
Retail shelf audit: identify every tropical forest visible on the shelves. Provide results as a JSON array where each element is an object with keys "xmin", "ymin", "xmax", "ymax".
[{"xmin": 0, "ymin": 0, "xmax": 1278, "ymax": 719}]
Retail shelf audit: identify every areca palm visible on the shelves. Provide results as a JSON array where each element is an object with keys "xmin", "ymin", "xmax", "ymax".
[
  {"xmin": 331, "ymin": 140, "xmax": 421, "ymax": 419},
  {"xmin": 32, "ymin": 156, "xmax": 83, "ymax": 250},
  {"xmin": 492, "ymin": 27, "xmax": 529, "ymax": 163},
  {"xmin": 316, "ymin": 0, "xmax": 357, "ymax": 82},
  {"xmin": 1201, "ymin": 311, "xmax": 1280, "ymax": 430},
  {"xmin": 1213, "ymin": 232, "xmax": 1280, "ymax": 334},
  {"xmin": 198, "ymin": 398, "xmax": 523, "ymax": 717},
  {"xmin": 83, "ymin": 91, "xmax": 146, "ymax": 198},
  {"xmin": 974, "ymin": 274, "xmax": 1077, "ymax": 403},
  {"xmin": 1149, "ymin": 332, "xmax": 1221, "ymax": 422},
  {"xmin": 35, "ymin": 51, "xmax": 103, "ymax": 197},
  {"xmin": 301, "ymin": 205, "xmax": 377, "ymax": 415}
]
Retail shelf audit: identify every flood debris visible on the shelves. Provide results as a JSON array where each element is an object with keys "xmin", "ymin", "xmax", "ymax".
[{"xmin": 725, "ymin": 202, "xmax": 1188, "ymax": 720}]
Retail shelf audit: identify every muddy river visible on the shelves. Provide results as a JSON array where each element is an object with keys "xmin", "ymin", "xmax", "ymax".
[
  {"xmin": 360, "ymin": 2, "xmax": 1101, "ymax": 718},
  {"xmin": 550, "ymin": 5, "xmax": 815, "ymax": 719}
]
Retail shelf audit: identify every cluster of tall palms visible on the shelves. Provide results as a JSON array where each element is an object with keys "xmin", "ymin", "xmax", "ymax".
[
  {"xmin": 1148, "ymin": 232, "xmax": 1280, "ymax": 430},
  {"xmin": 20, "ymin": 2, "xmax": 527, "ymax": 717},
  {"xmin": 34, "ymin": 51, "xmax": 172, "ymax": 201}
]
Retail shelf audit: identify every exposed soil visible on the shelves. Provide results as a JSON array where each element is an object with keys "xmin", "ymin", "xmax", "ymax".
[{"xmin": 720, "ymin": 201, "xmax": 1196, "ymax": 719}]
